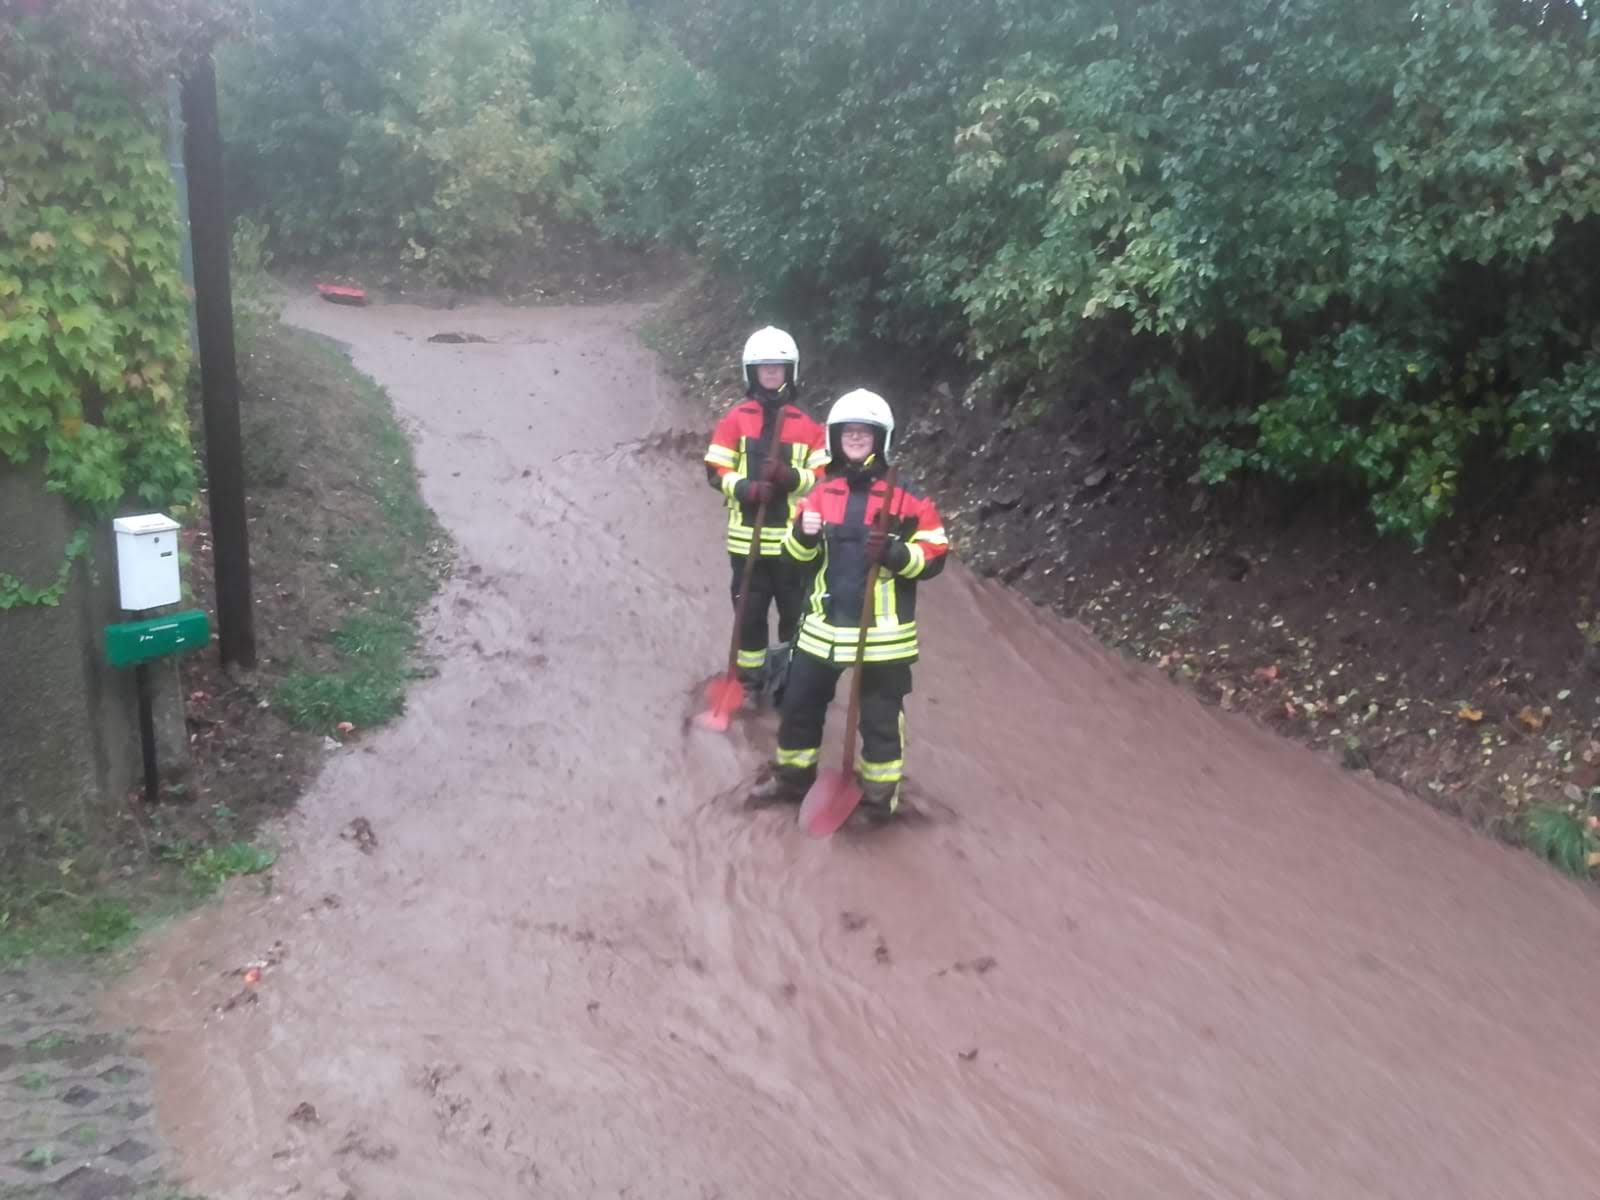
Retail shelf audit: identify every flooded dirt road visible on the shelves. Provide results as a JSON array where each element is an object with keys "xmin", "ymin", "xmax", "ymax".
[{"xmin": 116, "ymin": 296, "xmax": 1600, "ymax": 1199}]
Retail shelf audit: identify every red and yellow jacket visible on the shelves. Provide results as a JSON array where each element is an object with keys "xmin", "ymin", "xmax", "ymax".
[
  {"xmin": 704, "ymin": 392, "xmax": 828, "ymax": 557},
  {"xmin": 784, "ymin": 467, "xmax": 950, "ymax": 665}
]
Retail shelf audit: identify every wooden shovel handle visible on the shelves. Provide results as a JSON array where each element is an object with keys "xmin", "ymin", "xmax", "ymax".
[{"xmin": 839, "ymin": 466, "xmax": 899, "ymax": 775}]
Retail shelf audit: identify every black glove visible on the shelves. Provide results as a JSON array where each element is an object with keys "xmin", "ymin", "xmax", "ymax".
[
  {"xmin": 760, "ymin": 458, "xmax": 802, "ymax": 491},
  {"xmin": 736, "ymin": 479, "xmax": 774, "ymax": 505},
  {"xmin": 867, "ymin": 530, "xmax": 910, "ymax": 571}
]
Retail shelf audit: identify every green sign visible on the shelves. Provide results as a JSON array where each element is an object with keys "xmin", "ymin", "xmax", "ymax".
[{"xmin": 106, "ymin": 609, "xmax": 211, "ymax": 668}]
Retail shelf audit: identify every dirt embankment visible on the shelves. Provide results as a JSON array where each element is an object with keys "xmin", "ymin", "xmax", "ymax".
[{"xmin": 649, "ymin": 273, "xmax": 1600, "ymax": 870}]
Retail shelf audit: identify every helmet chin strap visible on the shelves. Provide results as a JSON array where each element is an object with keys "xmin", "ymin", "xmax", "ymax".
[
  {"xmin": 843, "ymin": 450, "xmax": 884, "ymax": 477},
  {"xmin": 751, "ymin": 376, "xmax": 790, "ymax": 403}
]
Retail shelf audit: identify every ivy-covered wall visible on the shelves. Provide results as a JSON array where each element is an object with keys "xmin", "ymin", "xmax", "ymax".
[
  {"xmin": 1, "ymin": 74, "xmax": 198, "ymax": 608},
  {"xmin": 2, "ymin": 7, "xmax": 208, "ymax": 844}
]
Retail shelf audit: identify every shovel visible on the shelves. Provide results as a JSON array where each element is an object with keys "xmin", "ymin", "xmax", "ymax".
[
  {"xmin": 698, "ymin": 399, "xmax": 794, "ymax": 731},
  {"xmin": 694, "ymin": 489, "xmax": 774, "ymax": 732},
  {"xmin": 799, "ymin": 466, "xmax": 899, "ymax": 837}
]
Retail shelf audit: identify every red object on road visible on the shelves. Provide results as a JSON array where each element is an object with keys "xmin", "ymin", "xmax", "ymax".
[{"xmin": 316, "ymin": 283, "xmax": 368, "ymax": 306}]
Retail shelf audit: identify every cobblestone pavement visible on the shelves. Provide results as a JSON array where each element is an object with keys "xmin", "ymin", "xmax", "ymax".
[{"xmin": 0, "ymin": 965, "xmax": 180, "ymax": 1200}]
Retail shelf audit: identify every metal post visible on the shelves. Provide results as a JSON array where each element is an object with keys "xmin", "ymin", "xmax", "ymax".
[
  {"xmin": 181, "ymin": 54, "xmax": 258, "ymax": 669},
  {"xmin": 167, "ymin": 76, "xmax": 199, "ymax": 355},
  {"xmin": 134, "ymin": 663, "xmax": 160, "ymax": 805}
]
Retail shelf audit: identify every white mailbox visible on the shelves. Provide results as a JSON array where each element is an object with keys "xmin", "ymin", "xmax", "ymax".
[{"xmin": 113, "ymin": 513, "xmax": 183, "ymax": 612}]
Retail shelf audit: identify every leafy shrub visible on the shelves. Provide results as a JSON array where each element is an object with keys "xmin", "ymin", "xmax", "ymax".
[
  {"xmin": 232, "ymin": 215, "xmax": 282, "ymax": 358},
  {"xmin": 619, "ymin": 0, "xmax": 1599, "ymax": 540},
  {"xmin": 221, "ymin": 0, "xmax": 647, "ymax": 282}
]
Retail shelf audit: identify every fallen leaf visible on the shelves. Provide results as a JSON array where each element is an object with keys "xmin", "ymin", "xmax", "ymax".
[
  {"xmin": 1457, "ymin": 706, "xmax": 1484, "ymax": 723},
  {"xmin": 1517, "ymin": 706, "xmax": 1545, "ymax": 732},
  {"xmin": 1588, "ymin": 851, "xmax": 1600, "ymax": 870},
  {"xmin": 335, "ymin": 721, "xmax": 356, "ymax": 735},
  {"xmin": 1253, "ymin": 665, "xmax": 1279, "ymax": 682},
  {"xmin": 243, "ymin": 968, "xmax": 262, "ymax": 986}
]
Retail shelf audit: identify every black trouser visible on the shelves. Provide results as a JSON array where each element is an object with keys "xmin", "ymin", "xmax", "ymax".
[
  {"xmin": 774, "ymin": 652, "xmax": 912, "ymax": 787},
  {"xmin": 729, "ymin": 553, "xmax": 805, "ymax": 675}
]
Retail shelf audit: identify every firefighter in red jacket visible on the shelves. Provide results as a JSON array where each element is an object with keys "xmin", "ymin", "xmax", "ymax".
[
  {"xmin": 704, "ymin": 327, "xmax": 828, "ymax": 705},
  {"xmin": 750, "ymin": 389, "xmax": 950, "ymax": 818}
]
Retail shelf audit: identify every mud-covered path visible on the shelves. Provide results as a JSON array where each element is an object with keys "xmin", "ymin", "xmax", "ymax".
[{"xmin": 115, "ymin": 297, "xmax": 1600, "ymax": 1199}]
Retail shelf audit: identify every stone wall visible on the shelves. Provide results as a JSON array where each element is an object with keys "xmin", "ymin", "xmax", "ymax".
[{"xmin": 1, "ymin": 463, "xmax": 189, "ymax": 863}]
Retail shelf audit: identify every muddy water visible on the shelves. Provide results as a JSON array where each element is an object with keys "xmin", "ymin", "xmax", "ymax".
[{"xmin": 116, "ymin": 297, "xmax": 1600, "ymax": 1199}]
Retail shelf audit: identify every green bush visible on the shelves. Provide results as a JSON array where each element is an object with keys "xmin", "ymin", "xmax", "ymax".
[
  {"xmin": 232, "ymin": 215, "xmax": 282, "ymax": 358},
  {"xmin": 618, "ymin": 0, "xmax": 1600, "ymax": 541},
  {"xmin": 221, "ymin": 0, "xmax": 648, "ymax": 282},
  {"xmin": 221, "ymin": 0, "xmax": 1600, "ymax": 539}
]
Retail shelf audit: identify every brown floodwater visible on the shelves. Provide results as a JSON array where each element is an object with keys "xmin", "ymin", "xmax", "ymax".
[{"xmin": 114, "ymin": 295, "xmax": 1600, "ymax": 1200}]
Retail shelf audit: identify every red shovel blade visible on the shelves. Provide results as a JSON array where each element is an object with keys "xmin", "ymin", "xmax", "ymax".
[
  {"xmin": 798, "ymin": 768, "xmax": 862, "ymax": 838},
  {"xmin": 693, "ymin": 673, "xmax": 744, "ymax": 732}
]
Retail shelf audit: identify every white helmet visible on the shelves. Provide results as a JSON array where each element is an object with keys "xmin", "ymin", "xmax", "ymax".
[
  {"xmin": 826, "ymin": 388, "xmax": 896, "ymax": 463},
  {"xmin": 742, "ymin": 326, "xmax": 799, "ymax": 389}
]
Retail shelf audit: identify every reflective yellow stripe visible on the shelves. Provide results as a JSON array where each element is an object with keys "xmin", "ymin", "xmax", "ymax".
[
  {"xmin": 795, "ymin": 467, "xmax": 817, "ymax": 496},
  {"xmin": 874, "ymin": 573, "xmax": 897, "ymax": 626},
  {"xmin": 911, "ymin": 526, "xmax": 949, "ymax": 546},
  {"xmin": 728, "ymin": 522, "xmax": 786, "ymax": 537},
  {"xmin": 807, "ymin": 448, "xmax": 830, "ymax": 470},
  {"xmin": 728, "ymin": 532, "xmax": 788, "ymax": 557},
  {"xmin": 776, "ymin": 746, "xmax": 819, "ymax": 769},
  {"xmin": 785, "ymin": 530, "xmax": 820, "ymax": 561},
  {"xmin": 809, "ymin": 553, "xmax": 829, "ymax": 608},
  {"xmin": 861, "ymin": 642, "xmax": 918, "ymax": 663},
  {"xmin": 798, "ymin": 618, "xmax": 918, "ymax": 646},
  {"xmin": 898, "ymin": 542, "xmax": 927, "ymax": 579},
  {"xmin": 721, "ymin": 472, "xmax": 745, "ymax": 499},
  {"xmin": 736, "ymin": 649, "xmax": 767, "ymax": 671},
  {"xmin": 859, "ymin": 758, "xmax": 904, "ymax": 784},
  {"xmin": 795, "ymin": 621, "xmax": 919, "ymax": 665},
  {"xmin": 705, "ymin": 446, "xmax": 739, "ymax": 468}
]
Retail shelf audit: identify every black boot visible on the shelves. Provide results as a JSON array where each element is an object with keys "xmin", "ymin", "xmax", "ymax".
[
  {"xmin": 763, "ymin": 643, "xmax": 793, "ymax": 708},
  {"xmin": 858, "ymin": 779, "xmax": 900, "ymax": 823},
  {"xmin": 748, "ymin": 765, "xmax": 814, "ymax": 806},
  {"xmin": 736, "ymin": 666, "xmax": 766, "ymax": 712}
]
